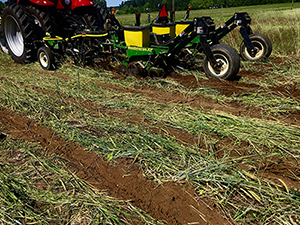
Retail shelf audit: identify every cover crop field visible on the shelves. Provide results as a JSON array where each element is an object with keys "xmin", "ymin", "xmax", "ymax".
[{"xmin": 0, "ymin": 2, "xmax": 300, "ymax": 225}]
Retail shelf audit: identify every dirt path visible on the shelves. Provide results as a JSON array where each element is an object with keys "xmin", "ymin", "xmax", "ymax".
[{"xmin": 0, "ymin": 107, "xmax": 232, "ymax": 225}]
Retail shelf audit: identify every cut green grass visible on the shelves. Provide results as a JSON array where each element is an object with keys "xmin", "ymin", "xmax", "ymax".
[
  {"xmin": 0, "ymin": 3, "xmax": 300, "ymax": 224},
  {"xmin": 0, "ymin": 136, "xmax": 158, "ymax": 224}
]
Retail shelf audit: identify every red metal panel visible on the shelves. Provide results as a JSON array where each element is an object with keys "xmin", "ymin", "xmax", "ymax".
[
  {"xmin": 27, "ymin": 0, "xmax": 55, "ymax": 6},
  {"xmin": 71, "ymin": 0, "xmax": 94, "ymax": 10},
  {"xmin": 56, "ymin": 0, "xmax": 67, "ymax": 9}
]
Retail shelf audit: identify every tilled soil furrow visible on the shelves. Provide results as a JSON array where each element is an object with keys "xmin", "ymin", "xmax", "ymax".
[
  {"xmin": 0, "ymin": 107, "xmax": 230, "ymax": 225},
  {"xmin": 2, "ymin": 79, "xmax": 300, "ymax": 188},
  {"xmin": 94, "ymin": 81, "xmax": 300, "ymax": 126},
  {"xmin": 3, "ymin": 74, "xmax": 299, "ymax": 126},
  {"xmin": 2, "ymin": 79, "xmax": 299, "ymax": 189}
]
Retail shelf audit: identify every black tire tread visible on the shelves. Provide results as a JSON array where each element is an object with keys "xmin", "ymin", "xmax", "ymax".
[
  {"xmin": 28, "ymin": 5, "xmax": 51, "ymax": 34},
  {"xmin": 83, "ymin": 4, "xmax": 110, "ymax": 30},
  {"xmin": 2, "ymin": 3, "xmax": 35, "ymax": 63}
]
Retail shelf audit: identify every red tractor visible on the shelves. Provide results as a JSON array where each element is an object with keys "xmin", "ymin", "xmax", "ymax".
[{"xmin": 0, "ymin": 0, "xmax": 110, "ymax": 63}]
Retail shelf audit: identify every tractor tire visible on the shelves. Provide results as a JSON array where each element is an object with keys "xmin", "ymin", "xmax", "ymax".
[
  {"xmin": 203, "ymin": 44, "xmax": 240, "ymax": 80},
  {"xmin": 28, "ymin": 5, "xmax": 51, "ymax": 39},
  {"xmin": 2, "ymin": 4, "xmax": 35, "ymax": 63},
  {"xmin": 240, "ymin": 33, "xmax": 272, "ymax": 61},
  {"xmin": 0, "ymin": 35, "xmax": 9, "ymax": 54},
  {"xmin": 82, "ymin": 4, "xmax": 110, "ymax": 30},
  {"xmin": 0, "ymin": 25, "xmax": 9, "ymax": 54},
  {"xmin": 37, "ymin": 46, "xmax": 55, "ymax": 70}
]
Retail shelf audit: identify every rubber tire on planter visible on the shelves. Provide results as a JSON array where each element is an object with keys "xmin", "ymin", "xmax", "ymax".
[
  {"xmin": 2, "ymin": 4, "xmax": 35, "ymax": 63},
  {"xmin": 203, "ymin": 44, "xmax": 240, "ymax": 80},
  {"xmin": 240, "ymin": 33, "xmax": 272, "ymax": 61},
  {"xmin": 38, "ymin": 46, "xmax": 55, "ymax": 70}
]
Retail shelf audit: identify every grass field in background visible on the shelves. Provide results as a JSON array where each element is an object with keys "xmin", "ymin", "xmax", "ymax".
[{"xmin": 0, "ymin": 2, "xmax": 300, "ymax": 224}]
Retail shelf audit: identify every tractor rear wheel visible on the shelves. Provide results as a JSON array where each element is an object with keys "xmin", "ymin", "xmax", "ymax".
[
  {"xmin": 0, "ymin": 33, "xmax": 9, "ymax": 54},
  {"xmin": 203, "ymin": 44, "xmax": 240, "ymax": 80},
  {"xmin": 2, "ymin": 4, "xmax": 35, "ymax": 63},
  {"xmin": 240, "ymin": 33, "xmax": 272, "ymax": 61},
  {"xmin": 82, "ymin": 4, "xmax": 110, "ymax": 30},
  {"xmin": 28, "ymin": 5, "xmax": 51, "ymax": 39}
]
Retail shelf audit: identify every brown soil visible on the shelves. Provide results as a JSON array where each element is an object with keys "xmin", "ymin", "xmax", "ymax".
[
  {"xmin": 167, "ymin": 72, "xmax": 300, "ymax": 99},
  {"xmin": 2, "ymin": 69, "xmax": 300, "ymax": 191},
  {"xmin": 1, "ymin": 55, "xmax": 300, "ymax": 223},
  {"xmin": 93, "ymin": 80, "xmax": 299, "ymax": 126},
  {"xmin": 5, "ymin": 71, "xmax": 300, "ymax": 127},
  {"xmin": 7, "ymin": 77, "xmax": 300, "ymax": 190},
  {"xmin": 0, "ymin": 107, "xmax": 231, "ymax": 225},
  {"xmin": 270, "ymin": 56, "xmax": 288, "ymax": 64},
  {"xmin": 87, "ymin": 105, "xmax": 300, "ymax": 190}
]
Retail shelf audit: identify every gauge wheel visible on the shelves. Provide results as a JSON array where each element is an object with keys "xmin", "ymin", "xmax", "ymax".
[
  {"xmin": 38, "ymin": 46, "xmax": 55, "ymax": 70},
  {"xmin": 240, "ymin": 33, "xmax": 272, "ymax": 61},
  {"xmin": 203, "ymin": 44, "xmax": 240, "ymax": 80}
]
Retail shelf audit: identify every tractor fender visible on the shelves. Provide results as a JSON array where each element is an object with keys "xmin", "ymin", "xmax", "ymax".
[
  {"xmin": 26, "ymin": 0, "xmax": 55, "ymax": 6},
  {"xmin": 71, "ymin": 0, "xmax": 94, "ymax": 10}
]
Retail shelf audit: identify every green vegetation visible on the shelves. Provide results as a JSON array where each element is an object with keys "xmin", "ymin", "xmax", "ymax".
[
  {"xmin": 116, "ymin": 0, "xmax": 294, "ymax": 14},
  {"xmin": 0, "ymin": 136, "xmax": 157, "ymax": 224},
  {"xmin": 0, "ymin": 3, "xmax": 300, "ymax": 224}
]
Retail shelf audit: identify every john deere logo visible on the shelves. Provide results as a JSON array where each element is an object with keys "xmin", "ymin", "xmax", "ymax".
[{"xmin": 128, "ymin": 47, "xmax": 153, "ymax": 52}]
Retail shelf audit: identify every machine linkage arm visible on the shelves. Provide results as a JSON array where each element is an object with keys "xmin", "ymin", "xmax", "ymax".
[
  {"xmin": 215, "ymin": 12, "xmax": 257, "ymax": 56},
  {"xmin": 216, "ymin": 12, "xmax": 251, "ymax": 38},
  {"xmin": 168, "ymin": 17, "xmax": 220, "ymax": 68},
  {"xmin": 215, "ymin": 15, "xmax": 236, "ymax": 40},
  {"xmin": 167, "ymin": 21, "xmax": 197, "ymax": 56}
]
